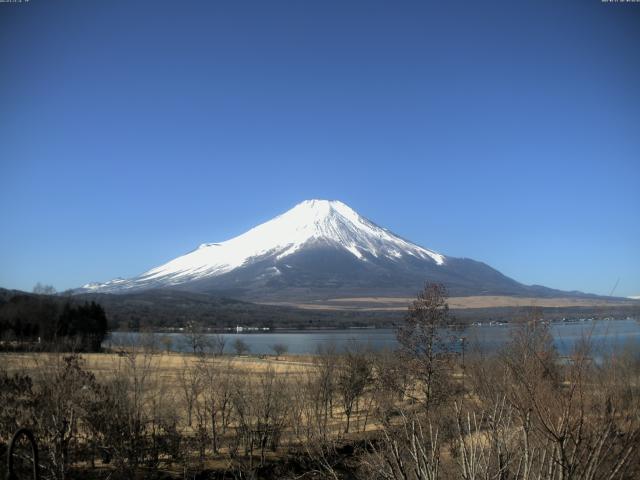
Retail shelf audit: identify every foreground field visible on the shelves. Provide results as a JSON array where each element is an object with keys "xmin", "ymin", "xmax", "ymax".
[
  {"xmin": 1, "ymin": 318, "xmax": 639, "ymax": 480},
  {"xmin": 1, "ymin": 348, "xmax": 390, "ymax": 478},
  {"xmin": 1, "ymin": 351, "xmax": 316, "ymax": 377}
]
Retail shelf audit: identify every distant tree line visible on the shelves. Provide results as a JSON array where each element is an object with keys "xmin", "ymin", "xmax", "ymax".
[
  {"xmin": 74, "ymin": 289, "xmax": 400, "ymax": 331},
  {"xmin": 0, "ymin": 293, "xmax": 108, "ymax": 351},
  {"xmin": 71, "ymin": 290, "xmax": 640, "ymax": 331},
  {"xmin": 2, "ymin": 286, "xmax": 637, "ymax": 334}
]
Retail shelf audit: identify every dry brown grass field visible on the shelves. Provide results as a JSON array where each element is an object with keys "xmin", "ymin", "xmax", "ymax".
[
  {"xmin": 263, "ymin": 295, "xmax": 637, "ymax": 311},
  {"xmin": 0, "ymin": 352, "xmax": 330, "ymax": 435},
  {"xmin": 1, "ymin": 303, "xmax": 638, "ymax": 479},
  {"xmin": 1, "ymin": 349, "xmax": 402, "ymax": 478},
  {"xmin": 0, "ymin": 351, "xmax": 315, "ymax": 377},
  {"xmin": 0, "ymin": 350, "xmax": 383, "ymax": 441}
]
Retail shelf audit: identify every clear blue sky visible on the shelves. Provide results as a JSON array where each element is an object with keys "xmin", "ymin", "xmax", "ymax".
[{"xmin": 1, "ymin": 0, "xmax": 639, "ymax": 297}]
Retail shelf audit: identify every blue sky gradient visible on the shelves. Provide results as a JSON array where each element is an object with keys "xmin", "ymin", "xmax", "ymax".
[{"xmin": 1, "ymin": 0, "xmax": 639, "ymax": 296}]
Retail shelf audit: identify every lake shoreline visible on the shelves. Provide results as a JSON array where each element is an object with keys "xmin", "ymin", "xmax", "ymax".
[{"xmin": 105, "ymin": 318, "xmax": 640, "ymax": 356}]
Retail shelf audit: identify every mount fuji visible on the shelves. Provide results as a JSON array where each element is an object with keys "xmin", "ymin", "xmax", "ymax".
[{"xmin": 78, "ymin": 200, "xmax": 576, "ymax": 301}]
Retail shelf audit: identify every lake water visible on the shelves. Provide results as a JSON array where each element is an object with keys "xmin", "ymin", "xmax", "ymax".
[{"xmin": 106, "ymin": 318, "xmax": 640, "ymax": 356}]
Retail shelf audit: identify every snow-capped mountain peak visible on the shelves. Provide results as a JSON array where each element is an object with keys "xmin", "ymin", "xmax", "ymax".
[
  {"xmin": 81, "ymin": 199, "xmax": 445, "ymax": 293},
  {"xmin": 78, "ymin": 200, "xmax": 595, "ymax": 300}
]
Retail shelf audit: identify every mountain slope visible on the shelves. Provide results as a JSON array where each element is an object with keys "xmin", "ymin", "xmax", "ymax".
[{"xmin": 78, "ymin": 199, "xmax": 588, "ymax": 300}]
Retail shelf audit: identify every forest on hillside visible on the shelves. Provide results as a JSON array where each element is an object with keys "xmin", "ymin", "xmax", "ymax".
[{"xmin": 0, "ymin": 293, "xmax": 108, "ymax": 351}]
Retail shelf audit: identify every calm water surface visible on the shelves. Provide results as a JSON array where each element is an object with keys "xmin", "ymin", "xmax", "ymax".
[{"xmin": 107, "ymin": 319, "xmax": 640, "ymax": 356}]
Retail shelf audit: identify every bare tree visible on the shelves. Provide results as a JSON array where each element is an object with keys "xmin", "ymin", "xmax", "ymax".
[
  {"xmin": 233, "ymin": 338, "xmax": 250, "ymax": 356},
  {"xmin": 336, "ymin": 342, "xmax": 372, "ymax": 433},
  {"xmin": 177, "ymin": 358, "xmax": 202, "ymax": 427},
  {"xmin": 32, "ymin": 354, "xmax": 98, "ymax": 480},
  {"xmin": 271, "ymin": 342, "xmax": 288, "ymax": 359},
  {"xmin": 460, "ymin": 310, "xmax": 640, "ymax": 480},
  {"xmin": 33, "ymin": 282, "xmax": 57, "ymax": 295},
  {"xmin": 231, "ymin": 367, "xmax": 290, "ymax": 469},
  {"xmin": 184, "ymin": 321, "xmax": 207, "ymax": 355},
  {"xmin": 315, "ymin": 343, "xmax": 338, "ymax": 423},
  {"xmin": 397, "ymin": 282, "xmax": 454, "ymax": 410},
  {"xmin": 198, "ymin": 356, "xmax": 234, "ymax": 453},
  {"xmin": 191, "ymin": 370, "xmax": 209, "ymax": 467},
  {"xmin": 372, "ymin": 348, "xmax": 411, "ymax": 422},
  {"xmin": 211, "ymin": 333, "xmax": 227, "ymax": 356},
  {"xmin": 115, "ymin": 347, "xmax": 157, "ymax": 473},
  {"xmin": 363, "ymin": 411, "xmax": 441, "ymax": 480},
  {"xmin": 294, "ymin": 342, "xmax": 338, "ymax": 456}
]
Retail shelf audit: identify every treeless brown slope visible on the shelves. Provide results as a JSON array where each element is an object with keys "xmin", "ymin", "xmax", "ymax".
[{"xmin": 262, "ymin": 295, "xmax": 638, "ymax": 311}]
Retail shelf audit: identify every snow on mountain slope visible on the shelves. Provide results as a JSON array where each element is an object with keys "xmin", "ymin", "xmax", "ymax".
[{"xmin": 81, "ymin": 200, "xmax": 445, "ymax": 293}]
